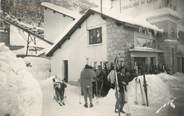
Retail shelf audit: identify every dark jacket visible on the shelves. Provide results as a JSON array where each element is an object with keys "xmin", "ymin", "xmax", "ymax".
[
  {"xmin": 80, "ymin": 68, "xmax": 96, "ymax": 88},
  {"xmin": 117, "ymin": 73, "xmax": 127, "ymax": 93}
]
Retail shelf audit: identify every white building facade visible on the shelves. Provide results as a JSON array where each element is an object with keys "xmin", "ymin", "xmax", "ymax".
[
  {"xmin": 45, "ymin": 0, "xmax": 184, "ymax": 82},
  {"xmin": 49, "ymin": 13, "xmax": 108, "ymax": 81}
]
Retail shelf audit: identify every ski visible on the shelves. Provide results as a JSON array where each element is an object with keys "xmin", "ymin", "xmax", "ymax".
[
  {"xmin": 53, "ymin": 96, "xmax": 63, "ymax": 106},
  {"xmin": 114, "ymin": 56, "xmax": 121, "ymax": 116},
  {"xmin": 134, "ymin": 78, "xmax": 138, "ymax": 104},
  {"xmin": 138, "ymin": 78, "xmax": 146, "ymax": 105}
]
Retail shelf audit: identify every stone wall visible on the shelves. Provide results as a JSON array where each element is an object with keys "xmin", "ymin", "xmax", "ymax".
[
  {"xmin": 106, "ymin": 18, "xmax": 134, "ymax": 64},
  {"xmin": 160, "ymin": 41, "xmax": 179, "ymax": 74}
]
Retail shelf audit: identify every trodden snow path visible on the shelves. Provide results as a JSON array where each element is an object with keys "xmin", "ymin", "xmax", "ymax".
[
  {"xmin": 40, "ymin": 77, "xmax": 128, "ymax": 116},
  {"xmin": 39, "ymin": 73, "xmax": 184, "ymax": 116}
]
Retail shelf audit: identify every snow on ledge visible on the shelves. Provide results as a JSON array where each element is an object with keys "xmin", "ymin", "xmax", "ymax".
[{"xmin": 129, "ymin": 47, "xmax": 163, "ymax": 53}]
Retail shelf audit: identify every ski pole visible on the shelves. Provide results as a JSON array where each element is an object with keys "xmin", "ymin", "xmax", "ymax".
[
  {"xmin": 79, "ymin": 86, "xmax": 82, "ymax": 104},
  {"xmin": 99, "ymin": 81, "xmax": 104, "ymax": 96},
  {"xmin": 139, "ymin": 78, "xmax": 146, "ymax": 105}
]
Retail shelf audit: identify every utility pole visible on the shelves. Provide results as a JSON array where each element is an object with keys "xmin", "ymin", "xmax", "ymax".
[
  {"xmin": 100, "ymin": 0, "xmax": 103, "ymax": 14},
  {"xmin": 120, "ymin": 0, "xmax": 121, "ymax": 13}
]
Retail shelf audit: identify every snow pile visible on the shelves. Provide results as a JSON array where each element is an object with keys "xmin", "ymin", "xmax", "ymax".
[
  {"xmin": 128, "ymin": 73, "xmax": 174, "ymax": 108},
  {"xmin": 24, "ymin": 57, "xmax": 50, "ymax": 80},
  {"xmin": 158, "ymin": 73, "xmax": 178, "ymax": 81},
  {"xmin": 91, "ymin": 8, "xmax": 163, "ymax": 32},
  {"xmin": 0, "ymin": 44, "xmax": 42, "ymax": 116},
  {"xmin": 174, "ymin": 72, "xmax": 184, "ymax": 79}
]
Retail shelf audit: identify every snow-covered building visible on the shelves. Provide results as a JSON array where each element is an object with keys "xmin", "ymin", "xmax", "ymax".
[
  {"xmin": 45, "ymin": 0, "xmax": 184, "ymax": 82},
  {"xmin": 45, "ymin": 7, "xmax": 165, "ymax": 82},
  {"xmin": 41, "ymin": 2, "xmax": 81, "ymax": 43}
]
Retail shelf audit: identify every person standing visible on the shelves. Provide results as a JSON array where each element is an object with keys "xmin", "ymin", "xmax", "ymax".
[
  {"xmin": 80, "ymin": 64, "xmax": 96, "ymax": 108},
  {"xmin": 134, "ymin": 62, "xmax": 138, "ymax": 77},
  {"xmin": 114, "ymin": 67, "xmax": 127, "ymax": 113}
]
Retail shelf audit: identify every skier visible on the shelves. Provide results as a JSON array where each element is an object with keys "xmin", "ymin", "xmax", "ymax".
[
  {"xmin": 80, "ymin": 64, "xmax": 96, "ymax": 108},
  {"xmin": 53, "ymin": 77, "xmax": 67, "ymax": 106},
  {"xmin": 114, "ymin": 66, "xmax": 127, "ymax": 114}
]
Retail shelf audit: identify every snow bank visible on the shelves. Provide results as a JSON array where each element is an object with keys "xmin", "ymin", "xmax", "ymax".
[
  {"xmin": 127, "ymin": 73, "xmax": 174, "ymax": 108},
  {"xmin": 24, "ymin": 57, "xmax": 50, "ymax": 80},
  {"xmin": 0, "ymin": 44, "xmax": 42, "ymax": 116},
  {"xmin": 174, "ymin": 72, "xmax": 184, "ymax": 79}
]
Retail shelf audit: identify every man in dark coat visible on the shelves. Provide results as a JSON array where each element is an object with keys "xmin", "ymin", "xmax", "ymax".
[{"xmin": 80, "ymin": 64, "xmax": 96, "ymax": 108}]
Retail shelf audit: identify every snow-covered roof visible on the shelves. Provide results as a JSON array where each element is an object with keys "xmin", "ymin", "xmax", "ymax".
[
  {"xmin": 91, "ymin": 8, "xmax": 163, "ymax": 32},
  {"xmin": 143, "ymin": 8, "xmax": 182, "ymax": 21},
  {"xmin": 41, "ymin": 2, "xmax": 81, "ymax": 20},
  {"xmin": 46, "ymin": 8, "xmax": 164, "ymax": 56}
]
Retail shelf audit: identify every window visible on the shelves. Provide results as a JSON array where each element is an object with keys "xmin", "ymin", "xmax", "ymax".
[{"xmin": 89, "ymin": 27, "xmax": 102, "ymax": 45}]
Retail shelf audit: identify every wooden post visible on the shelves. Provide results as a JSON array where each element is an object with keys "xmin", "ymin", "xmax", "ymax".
[
  {"xmin": 33, "ymin": 37, "xmax": 37, "ymax": 54},
  {"xmin": 143, "ymin": 74, "xmax": 149, "ymax": 106},
  {"xmin": 26, "ymin": 34, "xmax": 30, "ymax": 56},
  {"xmin": 120, "ymin": 0, "xmax": 122, "ymax": 13},
  {"xmin": 100, "ymin": 0, "xmax": 103, "ymax": 14}
]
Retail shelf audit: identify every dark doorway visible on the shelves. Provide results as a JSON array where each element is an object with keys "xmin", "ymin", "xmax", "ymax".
[
  {"xmin": 134, "ymin": 57, "xmax": 146, "ymax": 75},
  {"xmin": 63, "ymin": 60, "xmax": 68, "ymax": 82},
  {"xmin": 150, "ymin": 57, "xmax": 156, "ymax": 73},
  {"xmin": 177, "ymin": 57, "xmax": 181, "ymax": 72}
]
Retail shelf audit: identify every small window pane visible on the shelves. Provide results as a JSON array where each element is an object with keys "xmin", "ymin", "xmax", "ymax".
[{"xmin": 89, "ymin": 27, "xmax": 102, "ymax": 44}]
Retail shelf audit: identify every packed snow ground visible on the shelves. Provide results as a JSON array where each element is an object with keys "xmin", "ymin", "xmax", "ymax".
[
  {"xmin": 40, "ymin": 77, "xmax": 119, "ymax": 116},
  {"xmin": 0, "ymin": 44, "xmax": 42, "ymax": 116},
  {"xmin": 39, "ymin": 73, "xmax": 183, "ymax": 116}
]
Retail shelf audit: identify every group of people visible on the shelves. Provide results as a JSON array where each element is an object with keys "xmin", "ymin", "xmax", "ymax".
[
  {"xmin": 51, "ymin": 61, "xmax": 167, "ymax": 113},
  {"xmin": 80, "ymin": 62, "xmax": 136, "ymax": 113},
  {"xmin": 52, "ymin": 61, "xmax": 137, "ymax": 113}
]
